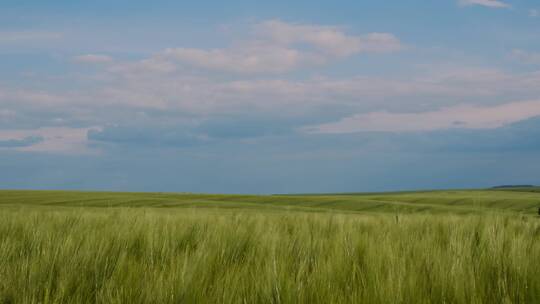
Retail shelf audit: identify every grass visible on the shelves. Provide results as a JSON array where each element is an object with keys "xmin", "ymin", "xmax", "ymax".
[
  {"xmin": 0, "ymin": 189, "xmax": 539, "ymax": 303},
  {"xmin": 1, "ymin": 188, "xmax": 539, "ymax": 214}
]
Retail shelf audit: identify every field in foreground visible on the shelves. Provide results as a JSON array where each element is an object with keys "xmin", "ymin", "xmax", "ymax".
[{"xmin": 0, "ymin": 189, "xmax": 539, "ymax": 303}]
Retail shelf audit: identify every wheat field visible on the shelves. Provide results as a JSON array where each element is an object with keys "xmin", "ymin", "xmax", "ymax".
[{"xmin": 0, "ymin": 190, "xmax": 539, "ymax": 303}]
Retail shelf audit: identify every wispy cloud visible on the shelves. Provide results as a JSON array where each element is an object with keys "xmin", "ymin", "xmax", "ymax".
[
  {"xmin": 0, "ymin": 88, "xmax": 68, "ymax": 107},
  {"xmin": 150, "ymin": 20, "xmax": 402, "ymax": 74},
  {"xmin": 458, "ymin": 0, "xmax": 511, "ymax": 9},
  {"xmin": 530, "ymin": 9, "xmax": 539, "ymax": 17},
  {"xmin": 4, "ymin": 63, "xmax": 540, "ymax": 130},
  {"xmin": 72, "ymin": 54, "xmax": 113, "ymax": 64},
  {"xmin": 511, "ymin": 49, "xmax": 540, "ymax": 65},
  {"xmin": 0, "ymin": 127, "xmax": 99, "ymax": 154},
  {"xmin": 309, "ymin": 100, "xmax": 540, "ymax": 133},
  {"xmin": 257, "ymin": 20, "xmax": 402, "ymax": 57},
  {"xmin": 0, "ymin": 31, "xmax": 63, "ymax": 43},
  {"xmin": 0, "ymin": 136, "xmax": 43, "ymax": 148},
  {"xmin": 162, "ymin": 45, "xmax": 323, "ymax": 74}
]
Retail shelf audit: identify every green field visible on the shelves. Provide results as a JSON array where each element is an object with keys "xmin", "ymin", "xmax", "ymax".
[{"xmin": 0, "ymin": 189, "xmax": 539, "ymax": 303}]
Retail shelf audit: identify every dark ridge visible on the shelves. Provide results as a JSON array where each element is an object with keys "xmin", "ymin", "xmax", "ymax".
[{"xmin": 491, "ymin": 185, "xmax": 535, "ymax": 189}]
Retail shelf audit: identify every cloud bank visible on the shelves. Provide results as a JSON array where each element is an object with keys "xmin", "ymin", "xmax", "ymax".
[{"xmin": 310, "ymin": 100, "xmax": 540, "ymax": 133}]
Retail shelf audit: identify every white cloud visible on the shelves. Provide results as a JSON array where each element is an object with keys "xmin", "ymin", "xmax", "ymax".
[
  {"xmin": 530, "ymin": 9, "xmax": 539, "ymax": 17},
  {"xmin": 458, "ymin": 0, "xmax": 511, "ymax": 8},
  {"xmin": 2, "ymin": 62, "xmax": 540, "ymax": 155},
  {"xmin": 142, "ymin": 20, "xmax": 402, "ymax": 74},
  {"xmin": 4, "ymin": 20, "xmax": 540, "ymax": 153},
  {"xmin": 108, "ymin": 56, "xmax": 177, "ymax": 76},
  {"xmin": 511, "ymin": 49, "xmax": 540, "ymax": 65},
  {"xmin": 0, "ymin": 127, "xmax": 100, "ymax": 154},
  {"xmin": 72, "ymin": 54, "xmax": 113, "ymax": 64},
  {"xmin": 76, "ymin": 65, "xmax": 540, "ymax": 120},
  {"xmin": 309, "ymin": 100, "xmax": 540, "ymax": 134},
  {"xmin": 0, "ymin": 88, "xmax": 69, "ymax": 107},
  {"xmin": 162, "ymin": 45, "xmax": 323, "ymax": 74},
  {"xmin": 4, "ymin": 62, "xmax": 540, "ymax": 117},
  {"xmin": 257, "ymin": 20, "xmax": 402, "ymax": 57}
]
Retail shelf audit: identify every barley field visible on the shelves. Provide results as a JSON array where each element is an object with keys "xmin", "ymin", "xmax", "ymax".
[{"xmin": 0, "ymin": 189, "xmax": 539, "ymax": 303}]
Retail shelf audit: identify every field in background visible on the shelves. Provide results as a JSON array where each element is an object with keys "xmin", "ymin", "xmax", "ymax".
[
  {"xmin": 0, "ymin": 189, "xmax": 539, "ymax": 303},
  {"xmin": 1, "ymin": 187, "xmax": 540, "ymax": 214}
]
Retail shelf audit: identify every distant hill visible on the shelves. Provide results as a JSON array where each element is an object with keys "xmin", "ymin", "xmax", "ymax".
[
  {"xmin": 491, "ymin": 185, "xmax": 540, "ymax": 194},
  {"xmin": 491, "ymin": 185, "xmax": 535, "ymax": 189}
]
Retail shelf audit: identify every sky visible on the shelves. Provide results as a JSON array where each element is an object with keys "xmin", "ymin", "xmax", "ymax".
[{"xmin": 1, "ymin": 0, "xmax": 540, "ymax": 194}]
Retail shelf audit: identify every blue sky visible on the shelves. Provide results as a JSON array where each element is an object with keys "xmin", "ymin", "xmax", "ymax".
[{"xmin": 1, "ymin": 0, "xmax": 540, "ymax": 193}]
